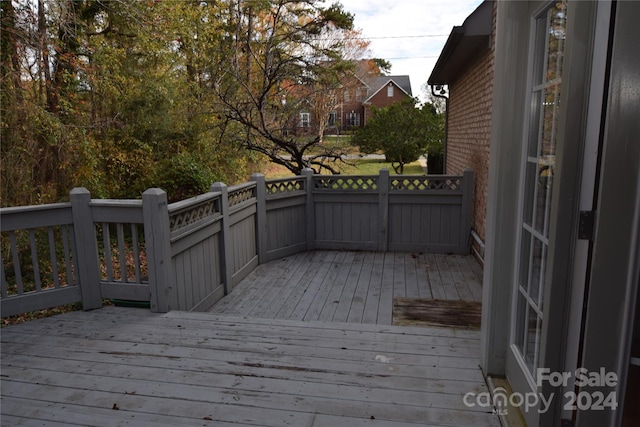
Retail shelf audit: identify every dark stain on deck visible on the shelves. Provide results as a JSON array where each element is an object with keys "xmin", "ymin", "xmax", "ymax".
[{"xmin": 393, "ymin": 298, "xmax": 482, "ymax": 329}]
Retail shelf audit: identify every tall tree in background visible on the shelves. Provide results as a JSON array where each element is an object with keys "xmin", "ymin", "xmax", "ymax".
[
  {"xmin": 1, "ymin": 0, "xmax": 375, "ymax": 205},
  {"xmin": 211, "ymin": 1, "xmax": 359, "ymax": 175},
  {"xmin": 1, "ymin": 0, "xmax": 96, "ymax": 204},
  {"xmin": 1, "ymin": 0, "xmax": 253, "ymax": 205}
]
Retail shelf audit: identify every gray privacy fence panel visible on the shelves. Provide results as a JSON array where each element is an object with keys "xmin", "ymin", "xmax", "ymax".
[
  {"xmin": 312, "ymin": 175, "xmax": 381, "ymax": 250},
  {"xmin": 307, "ymin": 170, "xmax": 473, "ymax": 254},
  {"xmin": 226, "ymin": 182, "xmax": 259, "ymax": 288},
  {"xmin": 313, "ymin": 195, "xmax": 380, "ymax": 249},
  {"xmin": 387, "ymin": 176, "xmax": 466, "ymax": 253},
  {"xmin": 262, "ymin": 176, "xmax": 308, "ymax": 261},
  {"xmin": 168, "ymin": 192, "xmax": 224, "ymax": 312}
]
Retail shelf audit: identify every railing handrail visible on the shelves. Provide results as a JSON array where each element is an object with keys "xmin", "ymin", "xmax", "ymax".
[
  {"xmin": 89, "ymin": 199, "xmax": 143, "ymax": 208},
  {"xmin": 228, "ymin": 181, "xmax": 256, "ymax": 193},
  {"xmin": 0, "ymin": 204, "xmax": 74, "ymax": 232},
  {"xmin": 0, "ymin": 202, "xmax": 71, "ymax": 215},
  {"xmin": 168, "ymin": 191, "xmax": 221, "ymax": 213},
  {"xmin": 264, "ymin": 176, "xmax": 304, "ymax": 184}
]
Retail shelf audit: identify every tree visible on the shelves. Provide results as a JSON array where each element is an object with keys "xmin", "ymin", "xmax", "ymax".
[
  {"xmin": 210, "ymin": 0, "xmax": 360, "ymax": 175},
  {"xmin": 372, "ymin": 58, "xmax": 392, "ymax": 75},
  {"xmin": 1, "ymin": 0, "xmax": 254, "ymax": 205},
  {"xmin": 353, "ymin": 99, "xmax": 444, "ymax": 174},
  {"xmin": 1, "ymin": 0, "xmax": 377, "ymax": 206}
]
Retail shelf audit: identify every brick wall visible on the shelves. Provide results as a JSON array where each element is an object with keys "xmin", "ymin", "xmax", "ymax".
[{"xmin": 445, "ymin": 1, "xmax": 496, "ymax": 247}]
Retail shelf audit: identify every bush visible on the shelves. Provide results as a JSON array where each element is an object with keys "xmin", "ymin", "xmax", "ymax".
[
  {"xmin": 353, "ymin": 99, "xmax": 444, "ymax": 174},
  {"xmin": 152, "ymin": 152, "xmax": 218, "ymax": 202}
]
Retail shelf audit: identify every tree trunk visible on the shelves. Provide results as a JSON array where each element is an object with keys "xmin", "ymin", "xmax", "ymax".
[{"xmin": 38, "ymin": 0, "xmax": 53, "ymax": 107}]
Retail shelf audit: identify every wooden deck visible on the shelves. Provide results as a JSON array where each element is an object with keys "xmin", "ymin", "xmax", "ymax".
[
  {"xmin": 1, "ymin": 306, "xmax": 499, "ymax": 426},
  {"xmin": 210, "ymin": 251, "xmax": 484, "ymax": 325}
]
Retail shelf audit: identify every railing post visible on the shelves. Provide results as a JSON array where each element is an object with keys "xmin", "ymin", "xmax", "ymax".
[
  {"xmin": 211, "ymin": 182, "xmax": 233, "ymax": 294},
  {"xmin": 460, "ymin": 169, "xmax": 474, "ymax": 254},
  {"xmin": 69, "ymin": 188, "xmax": 103, "ymax": 310},
  {"xmin": 142, "ymin": 188, "xmax": 175, "ymax": 312},
  {"xmin": 378, "ymin": 168, "xmax": 390, "ymax": 252},
  {"xmin": 251, "ymin": 173, "xmax": 268, "ymax": 264},
  {"xmin": 302, "ymin": 168, "xmax": 315, "ymax": 250}
]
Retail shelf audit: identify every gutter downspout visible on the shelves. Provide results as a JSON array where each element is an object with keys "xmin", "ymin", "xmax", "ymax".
[
  {"xmin": 430, "ymin": 85, "xmax": 449, "ymax": 174},
  {"xmin": 471, "ymin": 228, "xmax": 485, "ymax": 266}
]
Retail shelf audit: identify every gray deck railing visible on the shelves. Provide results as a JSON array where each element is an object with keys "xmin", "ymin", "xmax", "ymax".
[
  {"xmin": 1, "ymin": 169, "xmax": 472, "ymax": 316},
  {"xmin": 0, "ymin": 189, "xmax": 148, "ymax": 317}
]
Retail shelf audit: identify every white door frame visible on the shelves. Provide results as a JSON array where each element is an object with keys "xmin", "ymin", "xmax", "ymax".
[{"xmin": 481, "ymin": 1, "xmax": 608, "ymax": 426}]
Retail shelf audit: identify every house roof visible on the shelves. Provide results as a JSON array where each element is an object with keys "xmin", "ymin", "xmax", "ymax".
[
  {"xmin": 427, "ymin": 0, "xmax": 493, "ymax": 85},
  {"xmin": 363, "ymin": 75, "xmax": 412, "ymax": 103}
]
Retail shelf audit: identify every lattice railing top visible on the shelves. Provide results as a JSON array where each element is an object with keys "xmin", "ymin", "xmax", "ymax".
[
  {"xmin": 228, "ymin": 185, "xmax": 256, "ymax": 207},
  {"xmin": 313, "ymin": 176, "xmax": 378, "ymax": 191},
  {"xmin": 266, "ymin": 178, "xmax": 305, "ymax": 195},
  {"xmin": 169, "ymin": 198, "xmax": 220, "ymax": 233},
  {"xmin": 390, "ymin": 176, "xmax": 461, "ymax": 191}
]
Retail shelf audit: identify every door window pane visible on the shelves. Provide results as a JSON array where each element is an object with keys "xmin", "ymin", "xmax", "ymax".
[
  {"xmin": 541, "ymin": 84, "xmax": 561, "ymax": 158},
  {"xmin": 544, "ymin": 4, "xmax": 567, "ymax": 83},
  {"xmin": 525, "ymin": 308, "xmax": 541, "ymax": 372},
  {"xmin": 529, "ymin": 238, "xmax": 546, "ymax": 306},
  {"xmin": 528, "ymin": 91, "xmax": 542, "ymax": 157},
  {"xmin": 515, "ymin": 292, "xmax": 528, "ymax": 353},
  {"xmin": 535, "ymin": 159, "xmax": 554, "ymax": 236},
  {"xmin": 523, "ymin": 162, "xmax": 538, "ymax": 226}
]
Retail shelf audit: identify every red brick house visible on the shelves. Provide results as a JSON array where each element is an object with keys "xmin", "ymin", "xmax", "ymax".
[
  {"xmin": 427, "ymin": 0, "xmax": 495, "ymax": 264},
  {"xmin": 321, "ymin": 74, "xmax": 413, "ymax": 134},
  {"xmin": 291, "ymin": 69, "xmax": 413, "ymax": 135},
  {"xmin": 361, "ymin": 76, "xmax": 413, "ymax": 127}
]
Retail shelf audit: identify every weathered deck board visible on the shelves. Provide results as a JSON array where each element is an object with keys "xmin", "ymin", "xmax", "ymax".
[
  {"xmin": 1, "ymin": 307, "xmax": 499, "ymax": 427},
  {"xmin": 210, "ymin": 250, "xmax": 484, "ymax": 325}
]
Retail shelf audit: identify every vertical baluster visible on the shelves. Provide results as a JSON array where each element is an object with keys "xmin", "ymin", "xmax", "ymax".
[
  {"xmin": 28, "ymin": 229, "xmax": 42, "ymax": 292},
  {"xmin": 102, "ymin": 222, "xmax": 113, "ymax": 281},
  {"xmin": 131, "ymin": 223, "xmax": 142, "ymax": 283},
  {"xmin": 48, "ymin": 227, "xmax": 60, "ymax": 288},
  {"xmin": 9, "ymin": 231, "xmax": 23, "ymax": 295},
  {"xmin": 62, "ymin": 225, "xmax": 75, "ymax": 286},
  {"xmin": 117, "ymin": 223, "xmax": 127, "ymax": 283},
  {"xmin": 1, "ymin": 250, "xmax": 8, "ymax": 298}
]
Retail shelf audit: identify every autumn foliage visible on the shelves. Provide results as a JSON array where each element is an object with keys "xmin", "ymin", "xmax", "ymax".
[{"xmin": 1, "ymin": 0, "xmax": 368, "ymax": 206}]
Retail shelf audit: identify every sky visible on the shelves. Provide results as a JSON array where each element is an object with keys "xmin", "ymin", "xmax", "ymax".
[{"xmin": 338, "ymin": 0, "xmax": 485, "ymax": 101}]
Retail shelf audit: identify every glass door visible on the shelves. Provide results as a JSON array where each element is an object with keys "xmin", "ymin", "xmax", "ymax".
[
  {"xmin": 514, "ymin": 0, "xmax": 566, "ymax": 379},
  {"xmin": 507, "ymin": 2, "xmax": 567, "ymax": 423}
]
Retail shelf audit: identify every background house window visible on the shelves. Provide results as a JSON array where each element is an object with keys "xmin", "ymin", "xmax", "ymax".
[
  {"xmin": 344, "ymin": 90, "xmax": 350, "ymax": 102},
  {"xmin": 346, "ymin": 112, "xmax": 360, "ymax": 127},
  {"xmin": 387, "ymin": 84, "xmax": 394, "ymax": 97},
  {"xmin": 328, "ymin": 112, "xmax": 337, "ymax": 126},
  {"xmin": 300, "ymin": 112, "xmax": 310, "ymax": 127}
]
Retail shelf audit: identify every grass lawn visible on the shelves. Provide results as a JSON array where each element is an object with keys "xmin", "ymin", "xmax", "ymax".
[
  {"xmin": 261, "ymin": 157, "xmax": 425, "ymax": 179},
  {"xmin": 304, "ymin": 135, "xmax": 358, "ymax": 155},
  {"xmin": 339, "ymin": 159, "xmax": 424, "ymax": 175}
]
